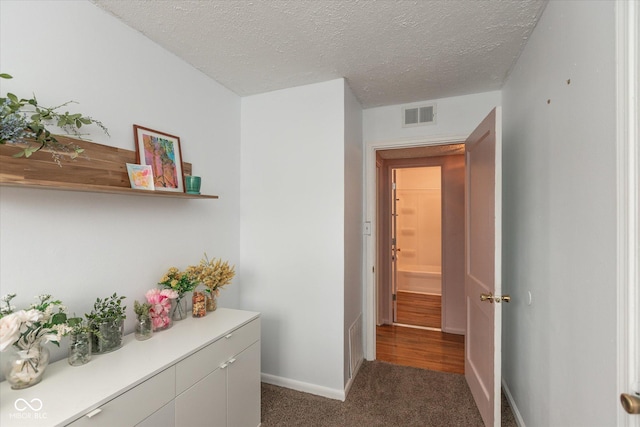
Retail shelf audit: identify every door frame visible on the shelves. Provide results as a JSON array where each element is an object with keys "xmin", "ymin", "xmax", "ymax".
[
  {"xmin": 616, "ymin": 1, "xmax": 639, "ymax": 425},
  {"xmin": 364, "ymin": 135, "xmax": 467, "ymax": 359}
]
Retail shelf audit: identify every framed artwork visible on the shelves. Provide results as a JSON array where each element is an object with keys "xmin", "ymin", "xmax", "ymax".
[
  {"xmin": 126, "ymin": 163, "xmax": 155, "ymax": 191},
  {"xmin": 133, "ymin": 125, "xmax": 185, "ymax": 192}
]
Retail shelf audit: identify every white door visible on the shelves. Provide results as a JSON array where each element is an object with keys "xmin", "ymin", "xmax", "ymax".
[{"xmin": 464, "ymin": 107, "xmax": 503, "ymax": 427}]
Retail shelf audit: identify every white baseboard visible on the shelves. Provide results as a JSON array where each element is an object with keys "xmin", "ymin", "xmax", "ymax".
[
  {"xmin": 344, "ymin": 356, "xmax": 364, "ymax": 398},
  {"xmin": 261, "ymin": 373, "xmax": 346, "ymax": 401},
  {"xmin": 502, "ymin": 379, "xmax": 526, "ymax": 427}
]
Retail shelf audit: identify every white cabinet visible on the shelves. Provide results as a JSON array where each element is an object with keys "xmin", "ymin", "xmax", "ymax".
[
  {"xmin": 67, "ymin": 367, "xmax": 175, "ymax": 427},
  {"xmin": 137, "ymin": 402, "xmax": 175, "ymax": 427},
  {"xmin": 227, "ymin": 342, "xmax": 260, "ymax": 427},
  {"xmin": 175, "ymin": 319, "xmax": 260, "ymax": 427},
  {"xmin": 175, "ymin": 367, "xmax": 227, "ymax": 427},
  {"xmin": 0, "ymin": 308, "xmax": 260, "ymax": 427}
]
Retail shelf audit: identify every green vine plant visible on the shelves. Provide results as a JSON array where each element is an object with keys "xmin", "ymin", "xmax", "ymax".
[
  {"xmin": 0, "ymin": 73, "xmax": 109, "ymax": 166},
  {"xmin": 85, "ymin": 293, "xmax": 127, "ymax": 325}
]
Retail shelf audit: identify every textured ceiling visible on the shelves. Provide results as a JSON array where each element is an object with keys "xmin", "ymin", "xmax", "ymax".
[{"xmin": 92, "ymin": 0, "xmax": 547, "ymax": 108}]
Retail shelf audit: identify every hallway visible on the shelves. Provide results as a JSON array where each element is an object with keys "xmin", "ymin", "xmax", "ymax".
[{"xmin": 376, "ymin": 324, "xmax": 465, "ymax": 374}]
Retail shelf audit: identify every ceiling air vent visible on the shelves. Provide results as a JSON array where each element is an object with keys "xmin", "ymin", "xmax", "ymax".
[{"xmin": 402, "ymin": 103, "xmax": 436, "ymax": 127}]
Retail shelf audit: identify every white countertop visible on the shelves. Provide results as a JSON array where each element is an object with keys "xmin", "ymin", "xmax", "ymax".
[{"xmin": 0, "ymin": 308, "xmax": 260, "ymax": 427}]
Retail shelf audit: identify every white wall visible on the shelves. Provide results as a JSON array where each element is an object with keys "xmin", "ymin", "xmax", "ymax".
[
  {"xmin": 502, "ymin": 1, "xmax": 617, "ymax": 426},
  {"xmin": 0, "ymin": 0, "xmax": 241, "ymax": 367},
  {"xmin": 343, "ymin": 84, "xmax": 363, "ymax": 385},
  {"xmin": 364, "ymin": 91, "xmax": 501, "ymax": 144},
  {"xmin": 240, "ymin": 79, "xmax": 347, "ymax": 397}
]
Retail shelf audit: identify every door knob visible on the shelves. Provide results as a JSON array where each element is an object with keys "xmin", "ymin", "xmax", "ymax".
[
  {"xmin": 480, "ymin": 293, "xmax": 494, "ymax": 303},
  {"xmin": 480, "ymin": 293, "xmax": 511, "ymax": 303},
  {"xmin": 621, "ymin": 393, "xmax": 640, "ymax": 414}
]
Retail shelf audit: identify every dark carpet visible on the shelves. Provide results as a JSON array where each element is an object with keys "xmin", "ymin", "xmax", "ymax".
[{"xmin": 261, "ymin": 360, "xmax": 517, "ymax": 426}]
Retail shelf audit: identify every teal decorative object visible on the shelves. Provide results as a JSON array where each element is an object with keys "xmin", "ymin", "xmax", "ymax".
[{"xmin": 185, "ymin": 175, "xmax": 201, "ymax": 194}]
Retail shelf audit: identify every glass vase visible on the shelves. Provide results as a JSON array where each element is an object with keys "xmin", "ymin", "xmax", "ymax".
[
  {"xmin": 192, "ymin": 291, "xmax": 206, "ymax": 318},
  {"xmin": 3, "ymin": 342, "xmax": 50, "ymax": 389},
  {"xmin": 172, "ymin": 296, "xmax": 188, "ymax": 321},
  {"xmin": 68, "ymin": 332, "xmax": 92, "ymax": 367},
  {"xmin": 206, "ymin": 294, "xmax": 217, "ymax": 312},
  {"xmin": 91, "ymin": 318, "xmax": 124, "ymax": 354},
  {"xmin": 135, "ymin": 314, "xmax": 153, "ymax": 341}
]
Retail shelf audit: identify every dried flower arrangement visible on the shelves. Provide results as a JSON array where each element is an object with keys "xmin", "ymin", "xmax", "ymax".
[{"xmin": 188, "ymin": 253, "xmax": 235, "ymax": 298}]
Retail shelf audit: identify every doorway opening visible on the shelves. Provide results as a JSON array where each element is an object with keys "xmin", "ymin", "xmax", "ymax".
[
  {"xmin": 375, "ymin": 143, "xmax": 466, "ymax": 374},
  {"xmin": 392, "ymin": 166, "xmax": 442, "ymax": 329}
]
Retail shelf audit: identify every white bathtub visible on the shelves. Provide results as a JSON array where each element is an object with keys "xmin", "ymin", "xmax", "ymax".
[{"xmin": 397, "ymin": 265, "xmax": 442, "ymax": 295}]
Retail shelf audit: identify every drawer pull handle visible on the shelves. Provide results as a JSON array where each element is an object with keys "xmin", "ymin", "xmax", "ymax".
[
  {"xmin": 86, "ymin": 408, "xmax": 102, "ymax": 418},
  {"xmin": 220, "ymin": 362, "xmax": 229, "ymax": 369},
  {"xmin": 224, "ymin": 333, "xmax": 233, "ymax": 339},
  {"xmin": 228, "ymin": 358, "xmax": 236, "ymax": 365}
]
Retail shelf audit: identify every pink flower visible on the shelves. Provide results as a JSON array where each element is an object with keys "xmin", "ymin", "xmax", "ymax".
[
  {"xmin": 145, "ymin": 288, "xmax": 161, "ymax": 301},
  {"xmin": 145, "ymin": 289, "xmax": 172, "ymax": 331},
  {"xmin": 160, "ymin": 289, "xmax": 178, "ymax": 299},
  {"xmin": 151, "ymin": 313, "xmax": 170, "ymax": 330}
]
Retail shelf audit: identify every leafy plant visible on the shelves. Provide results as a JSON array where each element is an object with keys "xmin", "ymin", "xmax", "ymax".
[
  {"xmin": 85, "ymin": 293, "xmax": 127, "ymax": 324},
  {"xmin": 133, "ymin": 300, "xmax": 151, "ymax": 317},
  {"xmin": 85, "ymin": 293, "xmax": 127, "ymax": 353},
  {"xmin": 158, "ymin": 267, "xmax": 198, "ymax": 297},
  {"xmin": 0, "ymin": 73, "xmax": 109, "ymax": 165},
  {"xmin": 66, "ymin": 316, "xmax": 92, "ymax": 335}
]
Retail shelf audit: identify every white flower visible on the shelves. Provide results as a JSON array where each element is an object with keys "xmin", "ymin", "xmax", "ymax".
[
  {"xmin": 40, "ymin": 305, "xmax": 52, "ymax": 322},
  {"xmin": 1, "ymin": 293, "xmax": 16, "ymax": 303},
  {"xmin": 46, "ymin": 324, "xmax": 71, "ymax": 343},
  {"xmin": 41, "ymin": 332, "xmax": 59, "ymax": 344},
  {"xmin": 0, "ymin": 312, "xmax": 22, "ymax": 351},
  {"xmin": 15, "ymin": 309, "xmax": 42, "ymax": 327}
]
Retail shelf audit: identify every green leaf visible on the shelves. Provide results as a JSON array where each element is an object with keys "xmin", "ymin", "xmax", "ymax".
[
  {"xmin": 12, "ymin": 151, "xmax": 25, "ymax": 158},
  {"xmin": 0, "ymin": 73, "xmax": 13, "ymax": 79},
  {"xmin": 51, "ymin": 312, "xmax": 67, "ymax": 325},
  {"xmin": 67, "ymin": 317, "xmax": 82, "ymax": 327},
  {"xmin": 7, "ymin": 93, "xmax": 18, "ymax": 102},
  {"xmin": 24, "ymin": 149, "xmax": 33, "ymax": 158}
]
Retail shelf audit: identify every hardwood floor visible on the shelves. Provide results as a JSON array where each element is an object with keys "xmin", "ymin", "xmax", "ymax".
[
  {"xmin": 395, "ymin": 290, "xmax": 441, "ymax": 328},
  {"xmin": 376, "ymin": 324, "xmax": 465, "ymax": 374}
]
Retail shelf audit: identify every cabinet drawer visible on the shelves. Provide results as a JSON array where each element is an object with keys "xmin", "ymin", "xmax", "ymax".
[
  {"xmin": 175, "ymin": 319, "xmax": 260, "ymax": 394},
  {"xmin": 67, "ymin": 367, "xmax": 175, "ymax": 427}
]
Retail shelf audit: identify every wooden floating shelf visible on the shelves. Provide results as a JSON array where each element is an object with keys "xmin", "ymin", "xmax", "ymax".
[
  {"xmin": 0, "ymin": 136, "xmax": 219, "ymax": 200},
  {"xmin": 0, "ymin": 178, "xmax": 219, "ymax": 199}
]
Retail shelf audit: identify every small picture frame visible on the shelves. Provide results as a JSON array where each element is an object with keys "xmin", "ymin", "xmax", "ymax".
[
  {"xmin": 133, "ymin": 125, "xmax": 185, "ymax": 192},
  {"xmin": 126, "ymin": 163, "xmax": 155, "ymax": 191}
]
